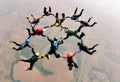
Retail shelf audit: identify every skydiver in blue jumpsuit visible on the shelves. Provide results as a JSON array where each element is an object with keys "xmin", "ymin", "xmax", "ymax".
[{"xmin": 45, "ymin": 36, "xmax": 64, "ymax": 59}]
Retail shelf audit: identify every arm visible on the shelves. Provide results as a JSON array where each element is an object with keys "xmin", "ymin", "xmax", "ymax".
[
  {"xmin": 47, "ymin": 36, "xmax": 53, "ymax": 42},
  {"xmin": 61, "ymin": 55, "xmax": 67, "ymax": 59},
  {"xmin": 58, "ymin": 40, "xmax": 63, "ymax": 45},
  {"xmin": 31, "ymin": 48, "xmax": 35, "ymax": 55},
  {"xmin": 27, "ymin": 44, "xmax": 32, "ymax": 48},
  {"xmin": 71, "ymin": 51, "xmax": 77, "ymax": 57}
]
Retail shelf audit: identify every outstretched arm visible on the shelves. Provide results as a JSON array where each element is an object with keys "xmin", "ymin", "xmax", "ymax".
[
  {"xmin": 61, "ymin": 55, "xmax": 67, "ymax": 59},
  {"xmin": 71, "ymin": 51, "xmax": 77, "ymax": 57},
  {"xmin": 47, "ymin": 36, "xmax": 53, "ymax": 42},
  {"xmin": 31, "ymin": 48, "xmax": 35, "ymax": 55}
]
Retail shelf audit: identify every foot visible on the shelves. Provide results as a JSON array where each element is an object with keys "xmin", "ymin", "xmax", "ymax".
[
  {"xmin": 74, "ymin": 64, "xmax": 78, "ymax": 68},
  {"xmin": 16, "ymin": 58, "xmax": 22, "ymax": 61},
  {"xmin": 10, "ymin": 41, "xmax": 15, "ymax": 43},
  {"xmin": 45, "ymin": 55, "xmax": 50, "ymax": 60},
  {"xmin": 26, "ymin": 17, "xmax": 29, "ymax": 19},
  {"xmin": 25, "ymin": 68, "xmax": 30, "ymax": 71}
]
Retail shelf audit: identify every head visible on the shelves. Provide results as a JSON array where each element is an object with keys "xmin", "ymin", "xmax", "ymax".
[
  {"xmin": 67, "ymin": 53, "xmax": 72, "ymax": 57},
  {"xmin": 54, "ymin": 38, "xmax": 57, "ymax": 41},
  {"xmin": 64, "ymin": 28, "xmax": 68, "ymax": 33},
  {"xmin": 25, "ymin": 39, "xmax": 30, "ymax": 44},
  {"xmin": 77, "ymin": 42, "xmax": 81, "ymax": 46},
  {"xmin": 43, "ymin": 29, "xmax": 46, "ymax": 32},
  {"xmin": 35, "ymin": 52, "xmax": 40, "ymax": 56}
]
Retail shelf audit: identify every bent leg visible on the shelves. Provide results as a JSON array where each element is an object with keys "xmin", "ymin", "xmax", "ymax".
[
  {"xmin": 76, "ymin": 9, "xmax": 84, "ymax": 17},
  {"xmin": 89, "ymin": 22, "xmax": 97, "ymax": 27},
  {"xmin": 63, "ymin": 34, "xmax": 70, "ymax": 40},
  {"xmin": 74, "ymin": 7, "xmax": 78, "ymax": 15},
  {"xmin": 87, "ymin": 17, "xmax": 93, "ymax": 22},
  {"xmin": 88, "ymin": 44, "xmax": 99, "ymax": 50},
  {"xmin": 10, "ymin": 41, "xmax": 20, "ymax": 46}
]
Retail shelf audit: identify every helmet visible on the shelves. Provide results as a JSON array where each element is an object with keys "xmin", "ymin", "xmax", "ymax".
[
  {"xmin": 54, "ymin": 38, "xmax": 57, "ymax": 41},
  {"xmin": 55, "ymin": 23, "xmax": 59, "ymax": 27},
  {"xmin": 67, "ymin": 53, "xmax": 72, "ymax": 57},
  {"xmin": 43, "ymin": 29, "xmax": 46, "ymax": 32},
  {"xmin": 35, "ymin": 28, "xmax": 42, "ymax": 33},
  {"xmin": 25, "ymin": 39, "xmax": 30, "ymax": 43},
  {"xmin": 36, "ymin": 52, "xmax": 39, "ymax": 56},
  {"xmin": 64, "ymin": 29, "xmax": 68, "ymax": 33}
]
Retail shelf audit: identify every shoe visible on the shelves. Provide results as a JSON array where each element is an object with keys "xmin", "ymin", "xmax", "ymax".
[
  {"xmin": 74, "ymin": 64, "xmax": 78, "ymax": 68},
  {"xmin": 45, "ymin": 55, "xmax": 50, "ymax": 60},
  {"xmin": 25, "ymin": 68, "xmax": 30, "ymax": 71},
  {"xmin": 26, "ymin": 17, "xmax": 29, "ymax": 19}
]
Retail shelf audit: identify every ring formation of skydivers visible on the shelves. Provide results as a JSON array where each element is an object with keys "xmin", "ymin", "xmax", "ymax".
[{"xmin": 10, "ymin": 6, "xmax": 99, "ymax": 71}]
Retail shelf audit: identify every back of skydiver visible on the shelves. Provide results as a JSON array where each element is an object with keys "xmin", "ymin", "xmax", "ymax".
[
  {"xmin": 42, "ymin": 6, "xmax": 54, "ymax": 17},
  {"xmin": 77, "ymin": 39, "xmax": 99, "ymax": 55},
  {"xmin": 17, "ymin": 48, "xmax": 46, "ymax": 71},
  {"xmin": 46, "ymin": 36, "xmax": 63, "ymax": 59},
  {"xmin": 26, "ymin": 24, "xmax": 47, "ymax": 38},
  {"xmin": 66, "ymin": 7, "xmax": 84, "ymax": 21},
  {"xmin": 45, "ymin": 13, "xmax": 65, "ymax": 31},
  {"xmin": 10, "ymin": 38, "xmax": 32, "ymax": 51},
  {"xmin": 76, "ymin": 17, "xmax": 97, "ymax": 27},
  {"xmin": 26, "ymin": 14, "xmax": 42, "ymax": 26},
  {"xmin": 61, "ymin": 51, "xmax": 78, "ymax": 71},
  {"xmin": 63, "ymin": 25, "xmax": 85, "ymax": 40}
]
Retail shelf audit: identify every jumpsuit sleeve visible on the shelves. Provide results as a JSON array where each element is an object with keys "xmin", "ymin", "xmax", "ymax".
[
  {"xmin": 71, "ymin": 52, "xmax": 77, "ymax": 57},
  {"xmin": 47, "ymin": 36, "xmax": 53, "ymax": 42},
  {"xmin": 58, "ymin": 40, "xmax": 63, "ymax": 45},
  {"xmin": 38, "ymin": 55, "xmax": 45, "ymax": 59},
  {"xmin": 61, "ymin": 56, "xmax": 67, "ymax": 59},
  {"xmin": 31, "ymin": 48, "xmax": 36, "ymax": 55},
  {"xmin": 27, "ymin": 44, "xmax": 32, "ymax": 48}
]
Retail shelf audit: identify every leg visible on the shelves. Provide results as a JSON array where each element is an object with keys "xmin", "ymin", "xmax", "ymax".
[
  {"xmin": 28, "ymin": 61, "xmax": 36, "ymax": 70},
  {"xmin": 68, "ymin": 63, "xmax": 73, "ymax": 71},
  {"xmin": 88, "ymin": 44, "xmax": 99, "ymax": 50},
  {"xmin": 76, "ymin": 32, "xmax": 85, "ymax": 39},
  {"xmin": 10, "ymin": 41, "xmax": 20, "ymax": 46},
  {"xmin": 76, "ymin": 9, "xmax": 84, "ymax": 17},
  {"xmin": 87, "ymin": 17, "xmax": 93, "ymax": 22},
  {"xmin": 43, "ymin": 7, "xmax": 47, "ymax": 14},
  {"xmin": 89, "ymin": 22, "xmax": 97, "ymax": 27},
  {"xmin": 74, "ymin": 7, "xmax": 78, "ymax": 15},
  {"xmin": 54, "ymin": 51, "xmax": 61, "ymax": 58},
  {"xmin": 76, "ymin": 26, "xmax": 82, "ymax": 32},
  {"xmin": 63, "ymin": 34, "xmax": 70, "ymax": 40},
  {"xmin": 60, "ymin": 13, "xmax": 65, "ymax": 24},
  {"xmin": 83, "ymin": 49, "xmax": 96, "ymax": 55},
  {"xmin": 12, "ymin": 47, "xmax": 22, "ymax": 51},
  {"xmin": 26, "ymin": 28, "xmax": 31, "ymax": 37},
  {"xmin": 73, "ymin": 62, "xmax": 78, "ymax": 68},
  {"xmin": 31, "ymin": 14, "xmax": 36, "ymax": 20},
  {"xmin": 49, "ymin": 6, "xmax": 51, "ymax": 12},
  {"xmin": 55, "ymin": 13, "xmax": 59, "ymax": 18},
  {"xmin": 26, "ymin": 17, "xmax": 32, "ymax": 24}
]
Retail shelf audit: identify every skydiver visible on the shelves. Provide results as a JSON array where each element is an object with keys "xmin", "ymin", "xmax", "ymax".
[
  {"xmin": 26, "ymin": 14, "xmax": 43, "ymax": 26},
  {"xmin": 42, "ymin": 6, "xmax": 54, "ymax": 17},
  {"xmin": 77, "ymin": 39, "xmax": 99, "ymax": 55},
  {"xmin": 63, "ymin": 26, "xmax": 85, "ymax": 40},
  {"xmin": 45, "ymin": 36, "xmax": 64, "ymax": 59},
  {"xmin": 26, "ymin": 24, "xmax": 48, "ymax": 38},
  {"xmin": 16, "ymin": 48, "xmax": 46, "ymax": 71},
  {"xmin": 66, "ymin": 7, "xmax": 84, "ymax": 21},
  {"xmin": 10, "ymin": 38, "xmax": 32, "ymax": 51},
  {"xmin": 76, "ymin": 17, "xmax": 97, "ymax": 27},
  {"xmin": 61, "ymin": 51, "xmax": 78, "ymax": 71},
  {"xmin": 44, "ymin": 13, "xmax": 66, "ymax": 31}
]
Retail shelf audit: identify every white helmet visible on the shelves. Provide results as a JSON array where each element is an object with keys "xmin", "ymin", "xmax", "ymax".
[
  {"xmin": 36, "ymin": 52, "xmax": 40, "ymax": 56},
  {"xmin": 43, "ymin": 29, "xmax": 46, "ymax": 32}
]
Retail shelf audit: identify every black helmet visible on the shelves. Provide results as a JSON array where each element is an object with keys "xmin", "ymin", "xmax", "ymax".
[{"xmin": 54, "ymin": 38, "xmax": 57, "ymax": 41}]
